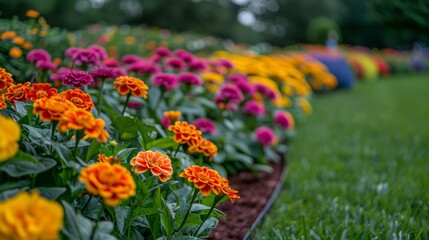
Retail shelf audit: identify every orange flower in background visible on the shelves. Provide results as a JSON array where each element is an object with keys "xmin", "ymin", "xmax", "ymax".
[
  {"xmin": 59, "ymin": 89, "xmax": 94, "ymax": 111},
  {"xmin": 26, "ymin": 9, "xmax": 40, "ymax": 18},
  {"xmin": 113, "ymin": 76, "xmax": 148, "ymax": 98},
  {"xmin": 163, "ymin": 110, "xmax": 181, "ymax": 122},
  {"xmin": 168, "ymin": 121, "xmax": 202, "ymax": 144},
  {"xmin": 79, "ymin": 163, "xmax": 136, "ymax": 206},
  {"xmin": 188, "ymin": 138, "xmax": 218, "ymax": 160},
  {"xmin": 1, "ymin": 31, "xmax": 16, "ymax": 39},
  {"xmin": 26, "ymin": 83, "xmax": 58, "ymax": 101},
  {"xmin": 98, "ymin": 154, "xmax": 119, "ymax": 164},
  {"xmin": 0, "ymin": 115, "xmax": 21, "ymax": 162},
  {"xmin": 219, "ymin": 178, "xmax": 240, "ymax": 203},
  {"xmin": 0, "ymin": 94, "xmax": 6, "ymax": 110},
  {"xmin": 0, "ymin": 191, "xmax": 63, "ymax": 240},
  {"xmin": 58, "ymin": 108, "xmax": 109, "ymax": 143},
  {"xmin": 5, "ymin": 82, "xmax": 30, "ymax": 108},
  {"xmin": 180, "ymin": 165, "xmax": 222, "ymax": 196},
  {"xmin": 130, "ymin": 151, "xmax": 173, "ymax": 182},
  {"xmin": 22, "ymin": 42, "xmax": 33, "ymax": 50},
  {"xmin": 9, "ymin": 47, "xmax": 22, "ymax": 58},
  {"xmin": 12, "ymin": 36, "xmax": 25, "ymax": 45},
  {"xmin": 33, "ymin": 95, "xmax": 77, "ymax": 122},
  {"xmin": 0, "ymin": 68, "xmax": 14, "ymax": 91}
]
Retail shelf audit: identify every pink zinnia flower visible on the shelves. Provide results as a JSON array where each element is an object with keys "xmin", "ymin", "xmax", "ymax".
[
  {"xmin": 51, "ymin": 67, "xmax": 70, "ymax": 81},
  {"xmin": 188, "ymin": 59, "xmax": 207, "ymax": 72},
  {"xmin": 228, "ymin": 74, "xmax": 247, "ymax": 84},
  {"xmin": 217, "ymin": 59, "xmax": 234, "ymax": 69},
  {"xmin": 121, "ymin": 55, "xmax": 142, "ymax": 64},
  {"xmin": 177, "ymin": 72, "xmax": 202, "ymax": 86},
  {"xmin": 72, "ymin": 49, "xmax": 100, "ymax": 66},
  {"xmin": 111, "ymin": 68, "xmax": 127, "ymax": 77},
  {"xmin": 88, "ymin": 45, "xmax": 108, "ymax": 61},
  {"xmin": 215, "ymin": 84, "xmax": 243, "ymax": 104},
  {"xmin": 36, "ymin": 61, "xmax": 57, "ymax": 71},
  {"xmin": 243, "ymin": 100, "xmax": 266, "ymax": 117},
  {"xmin": 127, "ymin": 61, "xmax": 160, "ymax": 75},
  {"xmin": 151, "ymin": 73, "xmax": 179, "ymax": 91},
  {"xmin": 62, "ymin": 70, "xmax": 94, "ymax": 88},
  {"xmin": 194, "ymin": 118, "xmax": 217, "ymax": 134},
  {"xmin": 254, "ymin": 84, "xmax": 278, "ymax": 100},
  {"xmin": 174, "ymin": 49, "xmax": 194, "ymax": 63},
  {"xmin": 65, "ymin": 47, "xmax": 82, "ymax": 58},
  {"xmin": 91, "ymin": 67, "xmax": 118, "ymax": 80},
  {"xmin": 165, "ymin": 57, "xmax": 186, "ymax": 71},
  {"xmin": 154, "ymin": 47, "xmax": 171, "ymax": 57},
  {"xmin": 128, "ymin": 101, "xmax": 143, "ymax": 109},
  {"xmin": 161, "ymin": 116, "xmax": 171, "ymax": 128},
  {"xmin": 254, "ymin": 126, "xmax": 277, "ymax": 147},
  {"xmin": 274, "ymin": 111, "xmax": 294, "ymax": 130},
  {"xmin": 27, "ymin": 49, "xmax": 51, "ymax": 63},
  {"xmin": 103, "ymin": 59, "xmax": 120, "ymax": 68}
]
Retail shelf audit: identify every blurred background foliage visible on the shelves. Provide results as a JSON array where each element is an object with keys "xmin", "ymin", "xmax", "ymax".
[{"xmin": 0, "ymin": 0, "xmax": 428, "ymax": 49}]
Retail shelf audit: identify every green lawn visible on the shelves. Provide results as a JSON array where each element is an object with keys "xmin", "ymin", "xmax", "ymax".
[{"xmin": 254, "ymin": 74, "xmax": 429, "ymax": 239}]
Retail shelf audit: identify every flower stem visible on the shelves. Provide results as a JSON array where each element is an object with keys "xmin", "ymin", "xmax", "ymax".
[
  {"xmin": 80, "ymin": 195, "xmax": 93, "ymax": 213},
  {"xmin": 90, "ymin": 204, "xmax": 105, "ymax": 240},
  {"xmin": 51, "ymin": 121, "xmax": 58, "ymax": 141},
  {"xmin": 97, "ymin": 79, "xmax": 106, "ymax": 116},
  {"xmin": 175, "ymin": 188, "xmax": 199, "ymax": 233},
  {"xmin": 154, "ymin": 89, "xmax": 165, "ymax": 111},
  {"xmin": 121, "ymin": 93, "xmax": 131, "ymax": 116},
  {"xmin": 173, "ymin": 144, "xmax": 181, "ymax": 157},
  {"xmin": 74, "ymin": 130, "xmax": 84, "ymax": 160},
  {"xmin": 194, "ymin": 195, "xmax": 222, "ymax": 237}
]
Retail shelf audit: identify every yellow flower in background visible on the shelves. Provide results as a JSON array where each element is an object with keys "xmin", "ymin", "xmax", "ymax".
[
  {"xmin": 163, "ymin": 110, "xmax": 181, "ymax": 122},
  {"xmin": 26, "ymin": 9, "xmax": 40, "ymax": 18},
  {"xmin": 124, "ymin": 36, "xmax": 136, "ymax": 44},
  {"xmin": 0, "ymin": 191, "xmax": 63, "ymax": 240},
  {"xmin": 297, "ymin": 97, "xmax": 312, "ymax": 114},
  {"xmin": 9, "ymin": 47, "xmax": 22, "ymax": 58},
  {"xmin": 0, "ymin": 115, "xmax": 20, "ymax": 162},
  {"xmin": 0, "ymin": 94, "xmax": 6, "ymax": 110}
]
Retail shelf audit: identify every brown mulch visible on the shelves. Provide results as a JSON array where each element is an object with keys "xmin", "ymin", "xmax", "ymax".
[{"xmin": 208, "ymin": 160, "xmax": 286, "ymax": 240}]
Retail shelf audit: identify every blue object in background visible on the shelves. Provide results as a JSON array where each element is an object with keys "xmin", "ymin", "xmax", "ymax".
[{"xmin": 311, "ymin": 54, "xmax": 356, "ymax": 89}]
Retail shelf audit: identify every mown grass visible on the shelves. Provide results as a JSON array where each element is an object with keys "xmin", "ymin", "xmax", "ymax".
[{"xmin": 253, "ymin": 74, "xmax": 429, "ymax": 239}]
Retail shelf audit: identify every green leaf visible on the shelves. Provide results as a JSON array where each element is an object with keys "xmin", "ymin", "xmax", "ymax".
[
  {"xmin": 0, "ymin": 152, "xmax": 56, "ymax": 177},
  {"xmin": 112, "ymin": 116, "xmax": 140, "ymax": 140},
  {"xmin": 161, "ymin": 200, "xmax": 174, "ymax": 237},
  {"xmin": 180, "ymin": 213, "xmax": 202, "ymax": 229},
  {"xmin": 37, "ymin": 187, "xmax": 66, "ymax": 200},
  {"xmin": 146, "ymin": 138, "xmax": 178, "ymax": 150},
  {"xmin": 85, "ymin": 140, "xmax": 101, "ymax": 162},
  {"xmin": 116, "ymin": 148, "xmax": 138, "ymax": 162},
  {"xmin": 153, "ymin": 187, "xmax": 162, "ymax": 209},
  {"xmin": 195, "ymin": 217, "xmax": 218, "ymax": 238}
]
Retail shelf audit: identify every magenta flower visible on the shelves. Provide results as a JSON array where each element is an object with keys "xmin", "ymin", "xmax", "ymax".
[
  {"xmin": 243, "ymin": 100, "xmax": 266, "ymax": 117},
  {"xmin": 254, "ymin": 84, "xmax": 278, "ymax": 100},
  {"xmin": 88, "ymin": 45, "xmax": 108, "ymax": 61},
  {"xmin": 177, "ymin": 72, "xmax": 202, "ymax": 86},
  {"xmin": 194, "ymin": 118, "xmax": 217, "ymax": 134},
  {"xmin": 274, "ymin": 111, "xmax": 294, "ymax": 130},
  {"xmin": 161, "ymin": 116, "xmax": 171, "ymax": 128},
  {"xmin": 174, "ymin": 49, "xmax": 194, "ymax": 63},
  {"xmin": 91, "ymin": 67, "xmax": 119, "ymax": 80},
  {"xmin": 36, "ymin": 61, "xmax": 57, "ymax": 71},
  {"xmin": 217, "ymin": 59, "xmax": 234, "ymax": 69},
  {"xmin": 65, "ymin": 47, "xmax": 82, "ymax": 58},
  {"xmin": 111, "ymin": 68, "xmax": 127, "ymax": 77},
  {"xmin": 215, "ymin": 84, "xmax": 243, "ymax": 104},
  {"xmin": 72, "ymin": 49, "xmax": 100, "ymax": 66},
  {"xmin": 254, "ymin": 126, "xmax": 277, "ymax": 147},
  {"xmin": 121, "ymin": 55, "xmax": 142, "ymax": 64},
  {"xmin": 165, "ymin": 57, "xmax": 186, "ymax": 71},
  {"xmin": 128, "ymin": 101, "xmax": 143, "ymax": 109},
  {"xmin": 151, "ymin": 73, "xmax": 179, "ymax": 91},
  {"xmin": 50, "ymin": 68, "xmax": 70, "ymax": 81},
  {"xmin": 228, "ymin": 74, "xmax": 247, "ymax": 84},
  {"xmin": 188, "ymin": 59, "xmax": 207, "ymax": 72},
  {"xmin": 27, "ymin": 49, "xmax": 51, "ymax": 63},
  {"xmin": 103, "ymin": 59, "xmax": 120, "ymax": 68},
  {"xmin": 62, "ymin": 70, "xmax": 94, "ymax": 88},
  {"xmin": 154, "ymin": 47, "xmax": 171, "ymax": 57},
  {"xmin": 127, "ymin": 61, "xmax": 160, "ymax": 75}
]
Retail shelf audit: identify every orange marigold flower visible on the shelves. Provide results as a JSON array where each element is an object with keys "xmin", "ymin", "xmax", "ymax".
[
  {"xmin": 9, "ymin": 47, "xmax": 22, "ymax": 58},
  {"xmin": 78, "ymin": 163, "xmax": 136, "ymax": 206},
  {"xmin": 1, "ymin": 31, "xmax": 16, "ymax": 39},
  {"xmin": 130, "ymin": 151, "xmax": 173, "ymax": 182},
  {"xmin": 33, "ymin": 95, "xmax": 77, "ymax": 122},
  {"xmin": 59, "ymin": 88, "xmax": 94, "ymax": 111},
  {"xmin": 113, "ymin": 76, "xmax": 148, "ymax": 98},
  {"xmin": 22, "ymin": 42, "xmax": 33, "ymax": 50},
  {"xmin": 26, "ymin": 83, "xmax": 58, "ymax": 101},
  {"xmin": 188, "ymin": 138, "xmax": 218, "ymax": 160},
  {"xmin": 0, "ymin": 191, "xmax": 63, "ymax": 240},
  {"xmin": 219, "ymin": 178, "xmax": 240, "ymax": 203},
  {"xmin": 12, "ymin": 36, "xmax": 25, "ymax": 45},
  {"xmin": 0, "ymin": 115, "xmax": 21, "ymax": 162},
  {"xmin": 5, "ymin": 82, "xmax": 30, "ymax": 108},
  {"xmin": 179, "ymin": 165, "xmax": 222, "ymax": 196},
  {"xmin": 0, "ymin": 94, "xmax": 6, "ymax": 110},
  {"xmin": 98, "ymin": 154, "xmax": 120, "ymax": 164},
  {"xmin": 26, "ymin": 9, "xmax": 40, "ymax": 18},
  {"xmin": 163, "ymin": 110, "xmax": 181, "ymax": 122},
  {"xmin": 58, "ymin": 109, "xmax": 109, "ymax": 143},
  {"xmin": 168, "ymin": 121, "xmax": 202, "ymax": 144},
  {"xmin": 0, "ymin": 68, "xmax": 14, "ymax": 91}
]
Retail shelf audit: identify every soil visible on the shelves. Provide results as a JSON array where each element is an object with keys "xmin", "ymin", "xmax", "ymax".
[{"xmin": 208, "ymin": 160, "xmax": 286, "ymax": 240}]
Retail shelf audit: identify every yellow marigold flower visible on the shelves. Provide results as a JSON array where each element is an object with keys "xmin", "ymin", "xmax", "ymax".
[
  {"xmin": 188, "ymin": 138, "xmax": 218, "ymax": 160},
  {"xmin": 12, "ymin": 36, "xmax": 25, "ymax": 45},
  {"xmin": 179, "ymin": 165, "xmax": 222, "ymax": 196},
  {"xmin": 168, "ymin": 121, "xmax": 202, "ymax": 144},
  {"xmin": 22, "ymin": 42, "xmax": 33, "ymax": 50},
  {"xmin": 26, "ymin": 9, "xmax": 40, "ymax": 18},
  {"xmin": 163, "ymin": 110, "xmax": 181, "ymax": 122},
  {"xmin": 98, "ymin": 154, "xmax": 120, "ymax": 164},
  {"xmin": 297, "ymin": 97, "xmax": 312, "ymax": 114},
  {"xmin": 33, "ymin": 96, "xmax": 77, "ymax": 122},
  {"xmin": 113, "ymin": 76, "xmax": 149, "ymax": 98},
  {"xmin": 0, "ymin": 94, "xmax": 6, "ymax": 110},
  {"xmin": 124, "ymin": 36, "xmax": 136, "ymax": 44},
  {"xmin": 0, "ymin": 68, "xmax": 14, "ymax": 91},
  {"xmin": 219, "ymin": 178, "xmax": 240, "ymax": 203},
  {"xmin": 130, "ymin": 151, "xmax": 173, "ymax": 182},
  {"xmin": 0, "ymin": 191, "xmax": 63, "ymax": 240},
  {"xmin": 0, "ymin": 115, "xmax": 20, "ymax": 162},
  {"xmin": 5, "ymin": 82, "xmax": 31, "ymax": 108},
  {"xmin": 202, "ymin": 72, "xmax": 224, "ymax": 84},
  {"xmin": 58, "ymin": 109, "xmax": 110, "ymax": 143},
  {"xmin": 59, "ymin": 89, "xmax": 94, "ymax": 111},
  {"xmin": 79, "ymin": 163, "xmax": 136, "ymax": 206},
  {"xmin": 9, "ymin": 47, "xmax": 22, "ymax": 58},
  {"xmin": 1, "ymin": 31, "xmax": 16, "ymax": 39}
]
